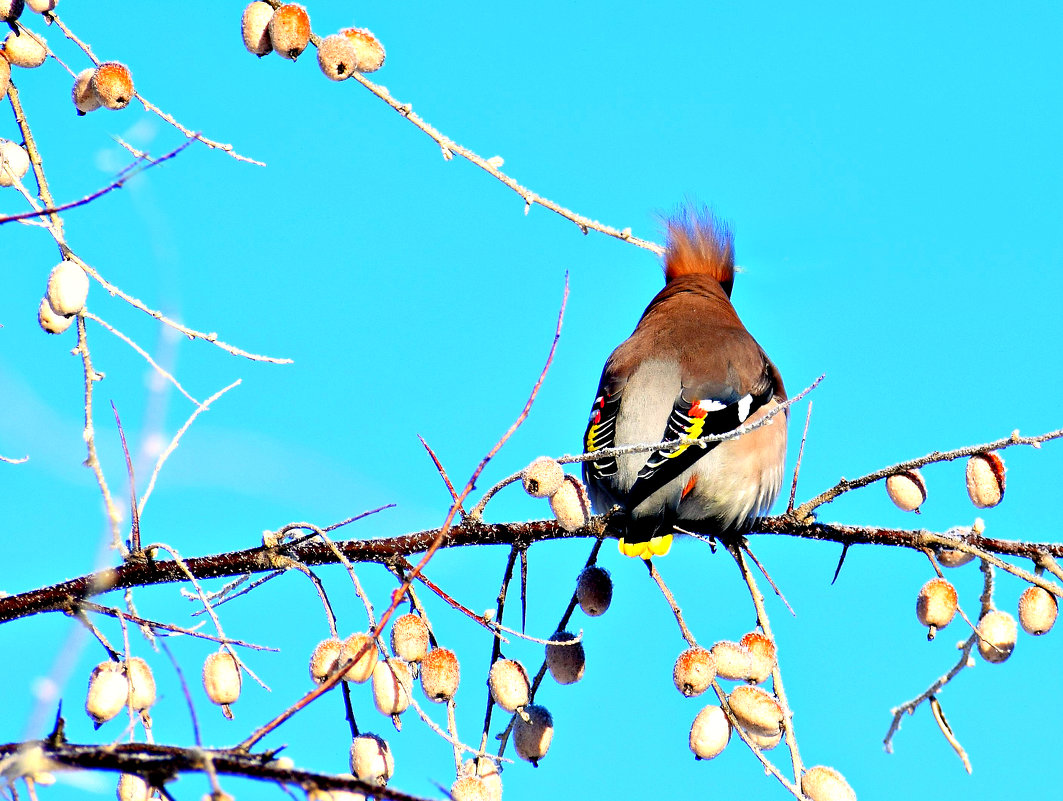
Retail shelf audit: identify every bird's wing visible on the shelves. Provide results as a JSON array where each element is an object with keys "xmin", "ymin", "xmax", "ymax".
[
  {"xmin": 624, "ymin": 368, "xmax": 775, "ymax": 511},
  {"xmin": 583, "ymin": 379, "xmax": 624, "ymax": 483}
]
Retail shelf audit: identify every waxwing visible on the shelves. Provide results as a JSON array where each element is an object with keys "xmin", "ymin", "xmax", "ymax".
[{"xmin": 582, "ymin": 211, "xmax": 787, "ymax": 558}]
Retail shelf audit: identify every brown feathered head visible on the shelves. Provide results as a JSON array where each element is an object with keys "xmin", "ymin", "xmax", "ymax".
[{"xmin": 663, "ymin": 210, "xmax": 735, "ymax": 296}]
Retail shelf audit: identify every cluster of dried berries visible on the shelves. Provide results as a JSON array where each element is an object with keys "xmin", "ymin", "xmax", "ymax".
[
  {"xmin": 84, "ymin": 657, "xmax": 156, "ymax": 728},
  {"xmin": 301, "ymin": 612, "xmax": 469, "ymax": 789},
  {"xmin": 914, "ymin": 557, "xmax": 1055, "ymax": 663},
  {"xmin": 522, "ymin": 456, "xmax": 591, "ymax": 532},
  {"xmin": 241, "ymin": 2, "xmax": 385, "ymax": 81},
  {"xmin": 886, "ymin": 452, "xmax": 1006, "ymax": 513}
]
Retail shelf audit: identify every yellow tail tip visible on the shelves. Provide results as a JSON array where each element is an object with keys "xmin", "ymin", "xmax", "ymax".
[{"xmin": 618, "ymin": 534, "xmax": 673, "ymax": 559}]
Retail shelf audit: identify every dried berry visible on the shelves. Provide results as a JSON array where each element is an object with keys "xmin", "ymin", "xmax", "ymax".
[
  {"xmin": 38, "ymin": 297, "xmax": 73, "ymax": 334},
  {"xmin": 71, "ymin": 67, "xmax": 101, "ymax": 114},
  {"xmin": 46, "ymin": 260, "xmax": 89, "ymax": 316},
  {"xmin": 349, "ymin": 733, "xmax": 394, "ymax": 785},
  {"xmin": 0, "ymin": 56, "xmax": 9, "ymax": 102},
  {"xmin": 26, "ymin": 0, "xmax": 57, "ymax": 12},
  {"xmin": 886, "ymin": 469, "xmax": 926, "ymax": 512},
  {"xmin": 801, "ymin": 765, "xmax": 857, "ymax": 801},
  {"xmin": 549, "ymin": 475, "xmax": 589, "ymax": 532},
  {"xmin": 449, "ymin": 776, "xmax": 489, "ymax": 801},
  {"xmin": 746, "ymin": 727, "xmax": 783, "ymax": 750},
  {"xmin": 727, "ymin": 685, "xmax": 783, "ymax": 737},
  {"xmin": 966, "ymin": 452, "xmax": 1005, "ymax": 508},
  {"xmin": 545, "ymin": 630, "xmax": 585, "ymax": 685},
  {"xmin": 0, "ymin": 0, "xmax": 24, "ymax": 22},
  {"xmin": 513, "ymin": 704, "xmax": 553, "ymax": 765},
  {"xmin": 340, "ymin": 27, "xmax": 385, "ymax": 73},
  {"xmin": 317, "ymin": 33, "xmax": 359, "ymax": 81},
  {"xmin": 86, "ymin": 661, "xmax": 129, "ymax": 728},
  {"xmin": 0, "ymin": 138, "xmax": 29, "ymax": 187},
  {"xmin": 673, "ymin": 647, "xmax": 715, "ymax": 697},
  {"xmin": 976, "ymin": 610, "xmax": 1017, "ymax": 664},
  {"xmin": 3, "ymin": 29, "xmax": 46, "ymax": 68},
  {"xmin": 339, "ymin": 632, "xmax": 379, "ymax": 683},
  {"xmin": 241, "ymin": 1, "xmax": 274, "ymax": 57},
  {"xmin": 710, "ymin": 640, "xmax": 753, "ymax": 681},
  {"xmin": 309, "ymin": 637, "xmax": 342, "ymax": 684},
  {"xmin": 936, "ymin": 548, "xmax": 975, "ymax": 568},
  {"xmin": 522, "ymin": 456, "xmax": 564, "ymax": 498},
  {"xmin": 420, "ymin": 646, "xmax": 460, "ymax": 701},
  {"xmin": 372, "ymin": 658, "xmax": 412, "ymax": 716},
  {"xmin": 91, "ymin": 62, "xmax": 134, "ymax": 110},
  {"xmin": 471, "ymin": 757, "xmax": 502, "ymax": 801},
  {"xmin": 117, "ymin": 773, "xmax": 150, "ymax": 801},
  {"xmin": 739, "ymin": 631, "xmax": 777, "ymax": 684},
  {"xmin": 488, "ymin": 658, "xmax": 530, "ymax": 712},
  {"xmin": 202, "ymin": 649, "xmax": 241, "ymax": 717},
  {"xmin": 575, "ymin": 565, "xmax": 612, "ymax": 616},
  {"xmin": 125, "ymin": 657, "xmax": 156, "ymax": 711},
  {"xmin": 390, "ymin": 613, "xmax": 429, "ymax": 662},
  {"xmin": 1018, "ymin": 585, "xmax": 1057, "ymax": 636},
  {"xmin": 269, "ymin": 3, "xmax": 310, "ymax": 60},
  {"xmin": 915, "ymin": 577, "xmax": 958, "ymax": 639},
  {"xmin": 689, "ymin": 704, "xmax": 731, "ymax": 760}
]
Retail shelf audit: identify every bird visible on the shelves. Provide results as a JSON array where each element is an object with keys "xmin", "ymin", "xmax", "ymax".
[{"xmin": 582, "ymin": 211, "xmax": 787, "ymax": 559}]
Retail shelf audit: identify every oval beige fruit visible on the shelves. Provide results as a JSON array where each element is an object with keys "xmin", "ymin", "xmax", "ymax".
[
  {"xmin": 801, "ymin": 765, "xmax": 857, "ymax": 801},
  {"xmin": 309, "ymin": 637, "xmax": 343, "ymax": 684},
  {"xmin": 522, "ymin": 456, "xmax": 565, "ymax": 498},
  {"xmin": 976, "ymin": 610, "xmax": 1017, "ymax": 664},
  {"xmin": 915, "ymin": 577, "xmax": 958, "ymax": 639},
  {"xmin": 545, "ymin": 630, "xmax": 585, "ymax": 685},
  {"xmin": 390, "ymin": 613, "xmax": 430, "ymax": 662},
  {"xmin": 739, "ymin": 631, "xmax": 777, "ymax": 684},
  {"xmin": 513, "ymin": 704, "xmax": 553, "ymax": 765},
  {"xmin": 710, "ymin": 640, "xmax": 753, "ymax": 681},
  {"xmin": 727, "ymin": 685, "xmax": 783, "ymax": 737},
  {"xmin": 269, "ymin": 3, "xmax": 310, "ymax": 60},
  {"xmin": 689, "ymin": 704, "xmax": 730, "ymax": 760},
  {"xmin": 91, "ymin": 62, "xmax": 134, "ymax": 110},
  {"xmin": 1018, "ymin": 585, "xmax": 1057, "ymax": 636},
  {"xmin": 372, "ymin": 658, "xmax": 412, "ymax": 716},
  {"xmin": 420, "ymin": 646, "xmax": 460, "ymax": 701},
  {"xmin": 575, "ymin": 564, "xmax": 613, "ymax": 616},
  {"xmin": 339, "ymin": 632, "xmax": 379, "ymax": 683},
  {"xmin": 886, "ymin": 469, "xmax": 926, "ymax": 512},
  {"xmin": 488, "ymin": 658, "xmax": 530, "ymax": 712},
  {"xmin": 673, "ymin": 646, "xmax": 715, "ymax": 697},
  {"xmin": 241, "ymin": 1, "xmax": 274, "ymax": 56},
  {"xmin": 965, "ymin": 452, "xmax": 1005, "ymax": 508},
  {"xmin": 549, "ymin": 476, "xmax": 589, "ymax": 531},
  {"xmin": 349, "ymin": 733, "xmax": 393, "ymax": 785}
]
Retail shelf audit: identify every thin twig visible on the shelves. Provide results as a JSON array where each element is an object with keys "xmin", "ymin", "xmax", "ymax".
[
  {"xmin": 111, "ymin": 403, "xmax": 141, "ymax": 554},
  {"xmin": 77, "ymin": 601, "xmax": 278, "ymax": 651},
  {"xmin": 0, "ymin": 138, "xmax": 194, "ymax": 225},
  {"xmin": 82, "ymin": 311, "xmax": 200, "ymax": 405},
  {"xmin": 645, "ymin": 560, "xmax": 697, "ymax": 646},
  {"xmin": 418, "ymin": 435, "xmax": 465, "ymax": 516},
  {"xmin": 74, "ymin": 317, "xmax": 124, "ymax": 553},
  {"xmin": 71, "ymin": 253, "xmax": 291, "ymax": 364},
  {"xmin": 729, "ymin": 544, "xmax": 804, "ymax": 786},
  {"xmin": 787, "ymin": 400, "xmax": 813, "ymax": 514},
  {"xmin": 479, "ymin": 546, "xmax": 520, "ymax": 754},
  {"xmin": 137, "ymin": 381, "xmax": 241, "ymax": 516},
  {"xmin": 794, "ymin": 426, "xmax": 1063, "ymax": 520}
]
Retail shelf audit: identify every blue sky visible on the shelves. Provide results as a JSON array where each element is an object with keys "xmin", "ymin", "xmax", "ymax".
[{"xmin": 3, "ymin": 2, "xmax": 1062, "ymax": 800}]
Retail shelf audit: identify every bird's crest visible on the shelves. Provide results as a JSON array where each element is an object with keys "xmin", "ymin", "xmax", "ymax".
[{"xmin": 663, "ymin": 211, "xmax": 735, "ymax": 295}]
